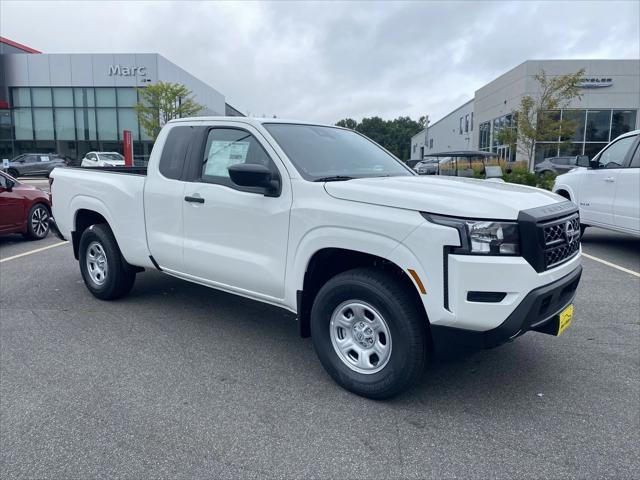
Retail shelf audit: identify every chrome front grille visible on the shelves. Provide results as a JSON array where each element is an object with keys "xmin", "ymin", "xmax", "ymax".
[{"xmin": 540, "ymin": 214, "xmax": 580, "ymax": 269}]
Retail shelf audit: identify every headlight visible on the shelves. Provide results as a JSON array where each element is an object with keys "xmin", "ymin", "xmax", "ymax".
[{"xmin": 422, "ymin": 213, "xmax": 520, "ymax": 255}]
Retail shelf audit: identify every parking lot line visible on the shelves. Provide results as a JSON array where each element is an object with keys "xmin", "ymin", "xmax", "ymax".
[
  {"xmin": 0, "ymin": 241, "xmax": 68, "ymax": 263},
  {"xmin": 582, "ymin": 252, "xmax": 640, "ymax": 278}
]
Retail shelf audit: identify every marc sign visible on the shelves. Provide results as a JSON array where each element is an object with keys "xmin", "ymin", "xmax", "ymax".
[
  {"xmin": 578, "ymin": 77, "xmax": 613, "ymax": 88},
  {"xmin": 108, "ymin": 65, "xmax": 148, "ymax": 77}
]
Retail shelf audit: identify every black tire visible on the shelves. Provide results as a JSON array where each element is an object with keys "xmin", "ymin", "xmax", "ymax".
[
  {"xmin": 24, "ymin": 203, "xmax": 50, "ymax": 240},
  {"xmin": 310, "ymin": 267, "xmax": 428, "ymax": 399},
  {"xmin": 7, "ymin": 168, "xmax": 19, "ymax": 178},
  {"xmin": 78, "ymin": 223, "xmax": 136, "ymax": 300}
]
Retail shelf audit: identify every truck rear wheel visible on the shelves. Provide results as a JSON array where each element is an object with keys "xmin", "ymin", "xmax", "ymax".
[
  {"xmin": 78, "ymin": 224, "xmax": 136, "ymax": 300},
  {"xmin": 310, "ymin": 267, "xmax": 428, "ymax": 399}
]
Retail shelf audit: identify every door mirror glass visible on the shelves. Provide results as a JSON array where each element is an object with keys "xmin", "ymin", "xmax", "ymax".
[
  {"xmin": 576, "ymin": 155, "xmax": 590, "ymax": 167},
  {"xmin": 228, "ymin": 163, "xmax": 280, "ymax": 195}
]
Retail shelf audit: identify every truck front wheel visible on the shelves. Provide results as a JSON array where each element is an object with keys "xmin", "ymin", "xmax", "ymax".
[
  {"xmin": 78, "ymin": 224, "xmax": 136, "ymax": 300},
  {"xmin": 310, "ymin": 267, "xmax": 428, "ymax": 399}
]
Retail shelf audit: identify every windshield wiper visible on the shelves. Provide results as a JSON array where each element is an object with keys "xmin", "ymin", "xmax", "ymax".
[{"xmin": 313, "ymin": 176, "xmax": 355, "ymax": 182}]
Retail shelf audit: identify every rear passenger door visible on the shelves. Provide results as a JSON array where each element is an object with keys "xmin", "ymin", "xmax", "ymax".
[
  {"xmin": 145, "ymin": 125, "xmax": 203, "ymax": 273},
  {"xmin": 181, "ymin": 124, "xmax": 291, "ymax": 300}
]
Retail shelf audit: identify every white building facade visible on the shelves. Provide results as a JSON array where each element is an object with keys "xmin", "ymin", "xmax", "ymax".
[{"xmin": 411, "ymin": 59, "xmax": 640, "ymax": 167}]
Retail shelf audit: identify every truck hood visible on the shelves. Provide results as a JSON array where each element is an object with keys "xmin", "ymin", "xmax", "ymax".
[{"xmin": 324, "ymin": 176, "xmax": 564, "ymax": 220}]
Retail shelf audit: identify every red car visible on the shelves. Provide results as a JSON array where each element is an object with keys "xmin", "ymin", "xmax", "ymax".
[{"xmin": 0, "ymin": 171, "xmax": 51, "ymax": 240}]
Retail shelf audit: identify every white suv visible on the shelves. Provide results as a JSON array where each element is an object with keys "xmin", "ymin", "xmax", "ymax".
[
  {"xmin": 553, "ymin": 130, "xmax": 640, "ymax": 237},
  {"xmin": 80, "ymin": 152, "xmax": 125, "ymax": 167}
]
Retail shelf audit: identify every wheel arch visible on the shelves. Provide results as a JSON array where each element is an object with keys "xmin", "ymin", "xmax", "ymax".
[{"xmin": 296, "ymin": 246, "xmax": 430, "ymax": 340}]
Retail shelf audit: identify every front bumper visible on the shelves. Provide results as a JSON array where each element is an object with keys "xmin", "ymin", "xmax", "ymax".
[{"xmin": 430, "ymin": 265, "xmax": 582, "ymax": 357}]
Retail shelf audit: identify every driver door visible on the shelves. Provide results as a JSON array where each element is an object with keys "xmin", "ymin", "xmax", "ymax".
[
  {"xmin": 181, "ymin": 124, "xmax": 291, "ymax": 300},
  {"xmin": 578, "ymin": 134, "xmax": 637, "ymax": 228}
]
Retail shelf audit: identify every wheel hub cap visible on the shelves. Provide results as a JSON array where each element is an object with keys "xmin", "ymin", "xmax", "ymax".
[
  {"xmin": 329, "ymin": 300, "xmax": 392, "ymax": 374},
  {"xmin": 86, "ymin": 241, "xmax": 108, "ymax": 286}
]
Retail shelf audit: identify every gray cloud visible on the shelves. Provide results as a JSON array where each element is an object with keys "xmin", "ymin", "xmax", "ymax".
[{"xmin": 2, "ymin": 0, "xmax": 638, "ymax": 123}]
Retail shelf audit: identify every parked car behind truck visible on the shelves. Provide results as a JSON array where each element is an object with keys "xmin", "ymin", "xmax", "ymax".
[
  {"xmin": 50, "ymin": 117, "xmax": 583, "ymax": 399},
  {"xmin": 6, "ymin": 153, "xmax": 67, "ymax": 178},
  {"xmin": 553, "ymin": 130, "xmax": 640, "ymax": 237}
]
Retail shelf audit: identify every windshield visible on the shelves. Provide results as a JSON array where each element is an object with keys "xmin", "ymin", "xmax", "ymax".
[
  {"xmin": 263, "ymin": 123, "xmax": 413, "ymax": 181},
  {"xmin": 99, "ymin": 153, "xmax": 124, "ymax": 161}
]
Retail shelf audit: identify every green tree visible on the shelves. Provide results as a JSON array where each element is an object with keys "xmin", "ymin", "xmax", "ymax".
[
  {"xmin": 495, "ymin": 69, "xmax": 585, "ymax": 167},
  {"xmin": 134, "ymin": 82, "xmax": 204, "ymax": 140},
  {"xmin": 336, "ymin": 118, "xmax": 358, "ymax": 130},
  {"xmin": 334, "ymin": 116, "xmax": 424, "ymax": 161}
]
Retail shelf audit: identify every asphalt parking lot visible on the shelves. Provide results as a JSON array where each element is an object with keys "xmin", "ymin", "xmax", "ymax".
[{"xmin": 1, "ymin": 225, "xmax": 639, "ymax": 479}]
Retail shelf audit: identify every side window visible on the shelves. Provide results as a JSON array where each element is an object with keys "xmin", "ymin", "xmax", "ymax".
[
  {"xmin": 552, "ymin": 158, "xmax": 569, "ymax": 166},
  {"xmin": 201, "ymin": 128, "xmax": 275, "ymax": 186},
  {"xmin": 158, "ymin": 126, "xmax": 195, "ymax": 180},
  {"xmin": 597, "ymin": 135, "xmax": 637, "ymax": 169},
  {"xmin": 87, "ymin": 153, "xmax": 96, "ymax": 161}
]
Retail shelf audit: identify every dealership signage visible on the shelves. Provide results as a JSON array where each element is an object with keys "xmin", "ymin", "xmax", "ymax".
[
  {"xmin": 108, "ymin": 65, "xmax": 148, "ymax": 77},
  {"xmin": 578, "ymin": 77, "xmax": 613, "ymax": 88}
]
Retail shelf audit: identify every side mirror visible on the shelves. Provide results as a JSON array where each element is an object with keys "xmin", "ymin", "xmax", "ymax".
[
  {"xmin": 576, "ymin": 155, "xmax": 590, "ymax": 167},
  {"xmin": 228, "ymin": 163, "xmax": 280, "ymax": 196},
  {"xmin": 4, "ymin": 179, "xmax": 14, "ymax": 192},
  {"xmin": 589, "ymin": 158, "xmax": 600, "ymax": 169}
]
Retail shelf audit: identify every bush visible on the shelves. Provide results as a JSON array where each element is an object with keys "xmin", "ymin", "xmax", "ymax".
[
  {"xmin": 503, "ymin": 166, "xmax": 537, "ymax": 187},
  {"xmin": 500, "ymin": 163, "xmax": 557, "ymax": 190}
]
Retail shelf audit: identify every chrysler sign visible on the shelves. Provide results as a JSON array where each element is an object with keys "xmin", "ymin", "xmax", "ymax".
[
  {"xmin": 578, "ymin": 77, "xmax": 613, "ymax": 88},
  {"xmin": 108, "ymin": 65, "xmax": 148, "ymax": 77}
]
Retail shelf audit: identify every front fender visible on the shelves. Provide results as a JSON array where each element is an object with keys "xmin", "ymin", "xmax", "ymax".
[{"xmin": 285, "ymin": 225, "xmax": 427, "ymax": 309}]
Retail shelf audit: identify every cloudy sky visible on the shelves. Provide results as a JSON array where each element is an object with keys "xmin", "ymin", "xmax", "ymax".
[{"xmin": 2, "ymin": 1, "xmax": 639, "ymax": 123}]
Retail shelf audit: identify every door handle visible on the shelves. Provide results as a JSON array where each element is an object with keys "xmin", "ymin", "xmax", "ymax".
[
  {"xmin": 604, "ymin": 177, "xmax": 615, "ymax": 182},
  {"xmin": 184, "ymin": 195, "xmax": 205, "ymax": 204}
]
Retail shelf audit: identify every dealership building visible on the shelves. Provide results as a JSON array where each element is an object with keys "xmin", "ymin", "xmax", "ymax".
[
  {"xmin": 411, "ymin": 59, "xmax": 640, "ymax": 167},
  {"xmin": 0, "ymin": 37, "xmax": 243, "ymax": 163}
]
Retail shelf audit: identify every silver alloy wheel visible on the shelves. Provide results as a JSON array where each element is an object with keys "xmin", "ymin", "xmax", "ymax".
[
  {"xmin": 329, "ymin": 300, "xmax": 392, "ymax": 374},
  {"xmin": 86, "ymin": 241, "xmax": 108, "ymax": 286},
  {"xmin": 31, "ymin": 206, "xmax": 49, "ymax": 238}
]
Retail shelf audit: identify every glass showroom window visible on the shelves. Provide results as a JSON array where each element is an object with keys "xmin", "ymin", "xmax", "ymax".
[
  {"xmin": 12, "ymin": 88, "xmax": 31, "ymax": 107},
  {"xmin": 116, "ymin": 88, "xmax": 138, "ymax": 108},
  {"xmin": 118, "ymin": 108, "xmax": 139, "ymax": 140},
  {"xmin": 33, "ymin": 109, "xmax": 55, "ymax": 140},
  {"xmin": 31, "ymin": 88, "xmax": 53, "ymax": 107},
  {"xmin": 0, "ymin": 110, "xmax": 12, "ymax": 141},
  {"xmin": 54, "ymin": 108, "xmax": 76, "ymax": 140},
  {"xmin": 97, "ymin": 108, "xmax": 118, "ymax": 140},
  {"xmin": 53, "ymin": 88, "xmax": 74, "ymax": 107},
  {"xmin": 95, "ymin": 88, "xmax": 116, "ymax": 107},
  {"xmin": 479, "ymin": 122, "xmax": 491, "ymax": 150},
  {"xmin": 612, "ymin": 110, "xmax": 637, "ymax": 139},
  {"xmin": 74, "ymin": 88, "xmax": 95, "ymax": 108},
  {"xmin": 585, "ymin": 110, "xmax": 611, "ymax": 142},
  {"xmin": 75, "ymin": 109, "xmax": 97, "ymax": 141},
  {"xmin": 561, "ymin": 110, "xmax": 586, "ymax": 142},
  {"xmin": 13, "ymin": 109, "xmax": 33, "ymax": 140}
]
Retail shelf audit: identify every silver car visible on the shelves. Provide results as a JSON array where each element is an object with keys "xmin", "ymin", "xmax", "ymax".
[{"xmin": 414, "ymin": 159, "xmax": 439, "ymax": 175}]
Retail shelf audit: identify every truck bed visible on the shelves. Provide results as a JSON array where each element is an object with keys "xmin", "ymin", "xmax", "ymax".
[{"xmin": 50, "ymin": 166, "xmax": 152, "ymax": 268}]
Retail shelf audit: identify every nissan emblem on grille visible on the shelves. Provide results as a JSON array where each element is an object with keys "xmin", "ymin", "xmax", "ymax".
[{"xmin": 564, "ymin": 220, "xmax": 579, "ymax": 245}]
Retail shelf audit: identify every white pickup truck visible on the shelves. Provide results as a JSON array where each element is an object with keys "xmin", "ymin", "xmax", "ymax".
[{"xmin": 50, "ymin": 117, "xmax": 582, "ymax": 399}]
